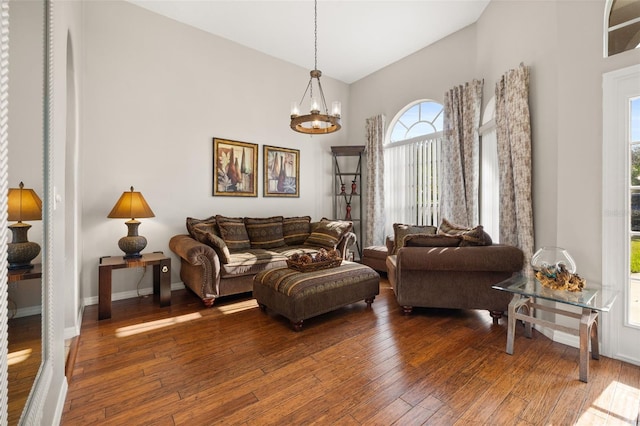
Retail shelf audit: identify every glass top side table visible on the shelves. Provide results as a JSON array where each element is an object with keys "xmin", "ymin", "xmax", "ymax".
[{"xmin": 493, "ymin": 274, "xmax": 617, "ymax": 383}]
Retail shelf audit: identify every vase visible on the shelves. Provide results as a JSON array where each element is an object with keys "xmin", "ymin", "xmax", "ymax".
[
  {"xmin": 277, "ymin": 155, "xmax": 286, "ymax": 192},
  {"xmin": 351, "ymin": 180, "xmax": 357, "ymax": 195},
  {"xmin": 531, "ymin": 246, "xmax": 577, "ymax": 277},
  {"xmin": 345, "ymin": 204, "xmax": 352, "ymax": 220}
]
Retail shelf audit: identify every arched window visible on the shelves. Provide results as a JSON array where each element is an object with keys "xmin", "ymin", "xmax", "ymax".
[
  {"xmin": 388, "ymin": 100, "xmax": 443, "ymax": 143},
  {"xmin": 384, "ymin": 100, "xmax": 444, "ymax": 235},
  {"xmin": 606, "ymin": 0, "xmax": 640, "ymax": 57}
]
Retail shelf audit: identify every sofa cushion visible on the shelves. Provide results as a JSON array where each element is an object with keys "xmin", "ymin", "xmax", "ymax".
[
  {"xmin": 192, "ymin": 227, "xmax": 232, "ymax": 263},
  {"xmin": 392, "ymin": 223, "xmax": 437, "ymax": 254},
  {"xmin": 245, "ymin": 216, "xmax": 286, "ymax": 249},
  {"xmin": 403, "ymin": 233, "xmax": 463, "ymax": 248},
  {"xmin": 283, "ymin": 216, "xmax": 311, "ymax": 245},
  {"xmin": 438, "ymin": 218, "xmax": 492, "ymax": 246},
  {"xmin": 220, "ymin": 249, "xmax": 288, "ymax": 277},
  {"xmin": 186, "ymin": 216, "xmax": 218, "ymax": 238},
  {"xmin": 216, "ymin": 215, "xmax": 251, "ymax": 251},
  {"xmin": 271, "ymin": 245, "xmax": 319, "ymax": 257},
  {"xmin": 305, "ymin": 219, "xmax": 353, "ymax": 250}
]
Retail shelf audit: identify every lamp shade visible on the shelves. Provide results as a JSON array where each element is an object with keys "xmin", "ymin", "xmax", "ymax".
[
  {"xmin": 107, "ymin": 186, "xmax": 155, "ymax": 220},
  {"xmin": 7, "ymin": 182, "xmax": 42, "ymax": 222}
]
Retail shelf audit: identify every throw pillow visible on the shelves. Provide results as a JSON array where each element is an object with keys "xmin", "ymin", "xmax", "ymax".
[
  {"xmin": 192, "ymin": 228, "xmax": 232, "ymax": 263},
  {"xmin": 215, "ymin": 215, "xmax": 251, "ymax": 251},
  {"xmin": 244, "ymin": 216, "xmax": 286, "ymax": 249},
  {"xmin": 437, "ymin": 218, "xmax": 492, "ymax": 246},
  {"xmin": 392, "ymin": 223, "xmax": 437, "ymax": 254},
  {"xmin": 283, "ymin": 216, "xmax": 311, "ymax": 245},
  {"xmin": 186, "ymin": 216, "xmax": 218, "ymax": 238},
  {"xmin": 305, "ymin": 219, "xmax": 353, "ymax": 250},
  {"xmin": 403, "ymin": 233, "xmax": 463, "ymax": 248}
]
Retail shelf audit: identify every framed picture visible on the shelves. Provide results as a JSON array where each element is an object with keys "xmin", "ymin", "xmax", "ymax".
[
  {"xmin": 263, "ymin": 145, "xmax": 300, "ymax": 197},
  {"xmin": 213, "ymin": 137, "xmax": 258, "ymax": 197}
]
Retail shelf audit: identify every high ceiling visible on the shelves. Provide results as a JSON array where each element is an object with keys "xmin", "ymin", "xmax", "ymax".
[{"xmin": 128, "ymin": 0, "xmax": 491, "ymax": 84}]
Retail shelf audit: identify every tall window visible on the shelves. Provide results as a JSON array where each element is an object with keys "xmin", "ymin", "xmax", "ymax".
[
  {"xmin": 480, "ymin": 97, "xmax": 500, "ymax": 242},
  {"xmin": 384, "ymin": 100, "xmax": 443, "ymax": 235},
  {"xmin": 629, "ymin": 96, "xmax": 640, "ymax": 325}
]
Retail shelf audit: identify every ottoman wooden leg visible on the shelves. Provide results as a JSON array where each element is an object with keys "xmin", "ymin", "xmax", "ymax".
[
  {"xmin": 365, "ymin": 297, "xmax": 375, "ymax": 308},
  {"xmin": 291, "ymin": 320, "xmax": 304, "ymax": 332},
  {"xmin": 402, "ymin": 306, "xmax": 413, "ymax": 315}
]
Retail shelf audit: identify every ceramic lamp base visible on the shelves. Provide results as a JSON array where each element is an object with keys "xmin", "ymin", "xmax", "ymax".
[
  {"xmin": 118, "ymin": 219, "xmax": 147, "ymax": 259},
  {"xmin": 7, "ymin": 222, "xmax": 40, "ymax": 270},
  {"xmin": 7, "ymin": 241, "xmax": 40, "ymax": 270}
]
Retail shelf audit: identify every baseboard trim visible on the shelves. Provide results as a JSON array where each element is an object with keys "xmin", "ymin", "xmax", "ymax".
[
  {"xmin": 83, "ymin": 282, "xmax": 185, "ymax": 306},
  {"xmin": 65, "ymin": 336, "xmax": 80, "ymax": 383}
]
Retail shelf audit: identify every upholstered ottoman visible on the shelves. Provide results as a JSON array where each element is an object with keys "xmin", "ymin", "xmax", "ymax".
[
  {"xmin": 362, "ymin": 245, "xmax": 389, "ymax": 273},
  {"xmin": 253, "ymin": 261, "xmax": 380, "ymax": 331}
]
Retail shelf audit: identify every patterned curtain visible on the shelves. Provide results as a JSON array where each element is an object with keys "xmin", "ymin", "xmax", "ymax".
[
  {"xmin": 495, "ymin": 63, "xmax": 534, "ymax": 264},
  {"xmin": 441, "ymin": 79, "xmax": 483, "ymax": 227},
  {"xmin": 365, "ymin": 114, "xmax": 386, "ymax": 247}
]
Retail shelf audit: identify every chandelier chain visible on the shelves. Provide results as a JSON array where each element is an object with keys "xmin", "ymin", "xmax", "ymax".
[{"xmin": 314, "ymin": 0, "xmax": 318, "ymax": 71}]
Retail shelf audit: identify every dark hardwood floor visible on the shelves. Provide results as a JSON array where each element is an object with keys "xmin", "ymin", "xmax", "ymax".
[
  {"xmin": 7, "ymin": 314, "xmax": 41, "ymax": 426},
  {"xmin": 62, "ymin": 278, "xmax": 640, "ymax": 425}
]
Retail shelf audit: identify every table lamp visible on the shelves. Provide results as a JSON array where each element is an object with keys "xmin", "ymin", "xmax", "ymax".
[
  {"xmin": 108, "ymin": 186, "xmax": 155, "ymax": 259},
  {"xmin": 7, "ymin": 182, "xmax": 43, "ymax": 270}
]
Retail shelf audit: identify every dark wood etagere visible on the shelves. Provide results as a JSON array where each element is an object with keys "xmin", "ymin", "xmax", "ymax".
[{"xmin": 331, "ymin": 145, "xmax": 365, "ymax": 260}]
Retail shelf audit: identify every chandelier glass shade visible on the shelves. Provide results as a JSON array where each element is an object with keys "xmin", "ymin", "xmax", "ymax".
[{"xmin": 290, "ymin": 0, "xmax": 341, "ymax": 134}]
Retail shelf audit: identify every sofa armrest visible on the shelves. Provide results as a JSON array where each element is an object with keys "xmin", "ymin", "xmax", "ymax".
[
  {"xmin": 169, "ymin": 234, "xmax": 221, "ymax": 300},
  {"xmin": 336, "ymin": 231, "xmax": 357, "ymax": 259},
  {"xmin": 396, "ymin": 244, "xmax": 524, "ymax": 272},
  {"xmin": 169, "ymin": 234, "xmax": 219, "ymax": 266}
]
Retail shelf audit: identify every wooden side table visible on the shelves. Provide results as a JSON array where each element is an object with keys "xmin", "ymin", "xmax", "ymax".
[
  {"xmin": 99, "ymin": 252, "xmax": 171, "ymax": 320},
  {"xmin": 8, "ymin": 264, "xmax": 42, "ymax": 319}
]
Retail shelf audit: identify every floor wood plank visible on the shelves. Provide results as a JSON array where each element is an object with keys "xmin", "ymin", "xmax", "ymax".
[{"xmin": 62, "ymin": 278, "xmax": 640, "ymax": 425}]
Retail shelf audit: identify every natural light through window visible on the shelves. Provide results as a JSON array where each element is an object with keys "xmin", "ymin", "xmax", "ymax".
[
  {"xmin": 385, "ymin": 100, "xmax": 444, "ymax": 232},
  {"xmin": 389, "ymin": 101, "xmax": 443, "ymax": 143},
  {"xmin": 629, "ymin": 96, "xmax": 640, "ymax": 326},
  {"xmin": 7, "ymin": 348, "xmax": 32, "ymax": 366},
  {"xmin": 115, "ymin": 312, "xmax": 203, "ymax": 338}
]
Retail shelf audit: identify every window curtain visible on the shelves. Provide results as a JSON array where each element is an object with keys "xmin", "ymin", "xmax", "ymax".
[
  {"xmin": 441, "ymin": 79, "xmax": 483, "ymax": 227},
  {"xmin": 495, "ymin": 63, "xmax": 534, "ymax": 264},
  {"xmin": 365, "ymin": 114, "xmax": 385, "ymax": 247}
]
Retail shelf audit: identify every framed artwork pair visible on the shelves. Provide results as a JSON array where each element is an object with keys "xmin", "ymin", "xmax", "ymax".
[{"xmin": 212, "ymin": 137, "xmax": 300, "ymax": 198}]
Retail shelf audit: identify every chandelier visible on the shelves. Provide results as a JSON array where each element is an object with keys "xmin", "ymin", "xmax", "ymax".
[{"xmin": 290, "ymin": 0, "xmax": 341, "ymax": 134}]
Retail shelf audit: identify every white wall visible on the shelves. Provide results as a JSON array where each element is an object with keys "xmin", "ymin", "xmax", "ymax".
[{"xmin": 80, "ymin": 1, "xmax": 350, "ymax": 301}]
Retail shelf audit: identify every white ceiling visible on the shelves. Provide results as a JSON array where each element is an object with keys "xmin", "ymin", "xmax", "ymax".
[{"xmin": 128, "ymin": 0, "xmax": 491, "ymax": 84}]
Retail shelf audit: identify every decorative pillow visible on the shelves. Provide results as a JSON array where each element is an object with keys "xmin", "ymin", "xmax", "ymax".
[
  {"xmin": 186, "ymin": 216, "xmax": 218, "ymax": 238},
  {"xmin": 305, "ymin": 219, "xmax": 353, "ymax": 250},
  {"xmin": 403, "ymin": 233, "xmax": 463, "ymax": 248},
  {"xmin": 283, "ymin": 216, "xmax": 311, "ymax": 245},
  {"xmin": 392, "ymin": 223, "xmax": 437, "ymax": 254},
  {"xmin": 192, "ymin": 228, "xmax": 231, "ymax": 263},
  {"xmin": 244, "ymin": 216, "xmax": 286, "ymax": 249},
  {"xmin": 437, "ymin": 218, "xmax": 492, "ymax": 246},
  {"xmin": 215, "ymin": 215, "xmax": 251, "ymax": 251}
]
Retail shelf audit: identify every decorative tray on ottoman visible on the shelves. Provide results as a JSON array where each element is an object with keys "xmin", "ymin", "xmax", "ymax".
[{"xmin": 286, "ymin": 258, "xmax": 342, "ymax": 272}]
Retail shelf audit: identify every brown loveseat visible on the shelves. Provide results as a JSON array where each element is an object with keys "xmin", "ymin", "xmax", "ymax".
[
  {"xmin": 380, "ymin": 220, "xmax": 525, "ymax": 323},
  {"xmin": 169, "ymin": 215, "xmax": 355, "ymax": 306}
]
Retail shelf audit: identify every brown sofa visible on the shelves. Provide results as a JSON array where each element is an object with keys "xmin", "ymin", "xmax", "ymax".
[
  {"xmin": 169, "ymin": 215, "xmax": 356, "ymax": 307},
  {"xmin": 386, "ymin": 244, "xmax": 524, "ymax": 323}
]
